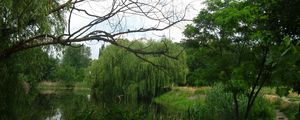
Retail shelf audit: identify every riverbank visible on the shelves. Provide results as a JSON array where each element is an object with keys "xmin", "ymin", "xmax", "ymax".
[
  {"xmin": 154, "ymin": 87, "xmax": 208, "ymax": 111},
  {"xmin": 37, "ymin": 81, "xmax": 91, "ymax": 94},
  {"xmin": 155, "ymin": 86, "xmax": 300, "ymax": 119}
]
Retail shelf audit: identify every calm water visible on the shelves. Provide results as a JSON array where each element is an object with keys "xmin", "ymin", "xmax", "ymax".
[{"xmin": 23, "ymin": 90, "xmax": 185, "ymax": 120}]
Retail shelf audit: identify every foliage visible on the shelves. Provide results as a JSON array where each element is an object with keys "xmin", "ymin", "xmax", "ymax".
[
  {"xmin": 0, "ymin": 48, "xmax": 58, "ymax": 119},
  {"xmin": 89, "ymin": 39, "xmax": 188, "ymax": 102},
  {"xmin": 54, "ymin": 45, "xmax": 91, "ymax": 85},
  {"xmin": 184, "ymin": 47, "xmax": 213, "ymax": 86},
  {"xmin": 0, "ymin": 0, "xmax": 65, "ymax": 118},
  {"xmin": 272, "ymin": 45, "xmax": 300, "ymax": 93},
  {"xmin": 182, "ymin": 0, "xmax": 300, "ymax": 119},
  {"xmin": 55, "ymin": 65, "xmax": 77, "ymax": 85},
  {"xmin": 0, "ymin": 0, "xmax": 65, "ymax": 58},
  {"xmin": 281, "ymin": 103, "xmax": 298, "ymax": 120},
  {"xmin": 154, "ymin": 87, "xmax": 205, "ymax": 111},
  {"xmin": 275, "ymin": 87, "xmax": 290, "ymax": 97},
  {"xmin": 196, "ymin": 84, "xmax": 235, "ymax": 120},
  {"xmin": 62, "ymin": 45, "xmax": 91, "ymax": 70},
  {"xmin": 189, "ymin": 84, "xmax": 275, "ymax": 120}
]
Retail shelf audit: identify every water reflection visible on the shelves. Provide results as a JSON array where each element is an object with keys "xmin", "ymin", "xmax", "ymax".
[{"xmin": 17, "ymin": 90, "xmax": 188, "ymax": 120}]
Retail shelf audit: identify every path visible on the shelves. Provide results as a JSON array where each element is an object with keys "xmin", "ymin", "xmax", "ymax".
[{"xmin": 276, "ymin": 109, "xmax": 288, "ymax": 120}]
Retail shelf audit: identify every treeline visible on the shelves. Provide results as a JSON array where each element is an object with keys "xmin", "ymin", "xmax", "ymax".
[
  {"xmin": 26, "ymin": 45, "xmax": 92, "ymax": 85},
  {"xmin": 51, "ymin": 45, "xmax": 91, "ymax": 86},
  {"xmin": 0, "ymin": 42, "xmax": 93, "ymax": 119}
]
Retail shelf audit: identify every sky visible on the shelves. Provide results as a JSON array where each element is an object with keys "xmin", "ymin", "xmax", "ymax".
[{"xmin": 68, "ymin": 0, "xmax": 204, "ymax": 59}]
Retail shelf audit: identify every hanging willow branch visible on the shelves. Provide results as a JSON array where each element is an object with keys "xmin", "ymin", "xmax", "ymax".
[{"xmin": 90, "ymin": 40, "xmax": 188, "ymax": 102}]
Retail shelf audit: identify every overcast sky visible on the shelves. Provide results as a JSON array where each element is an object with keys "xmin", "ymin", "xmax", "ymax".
[{"xmin": 68, "ymin": 0, "xmax": 204, "ymax": 59}]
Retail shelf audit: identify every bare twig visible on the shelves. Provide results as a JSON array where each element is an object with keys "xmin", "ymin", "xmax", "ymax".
[{"xmin": 0, "ymin": 0, "xmax": 188, "ymax": 60}]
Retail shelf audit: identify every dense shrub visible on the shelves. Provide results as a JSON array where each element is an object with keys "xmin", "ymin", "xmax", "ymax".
[
  {"xmin": 275, "ymin": 87, "xmax": 290, "ymax": 97},
  {"xmin": 248, "ymin": 96, "xmax": 275, "ymax": 120},
  {"xmin": 188, "ymin": 84, "xmax": 275, "ymax": 120},
  {"xmin": 281, "ymin": 103, "xmax": 298, "ymax": 120}
]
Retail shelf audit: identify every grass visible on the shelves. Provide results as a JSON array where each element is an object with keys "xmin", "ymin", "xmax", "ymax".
[
  {"xmin": 264, "ymin": 89, "xmax": 300, "ymax": 120},
  {"xmin": 280, "ymin": 102, "xmax": 298, "ymax": 120},
  {"xmin": 154, "ymin": 86, "xmax": 299, "ymax": 119},
  {"xmin": 287, "ymin": 96, "xmax": 300, "ymax": 102},
  {"xmin": 155, "ymin": 86, "xmax": 298, "ymax": 109},
  {"xmin": 154, "ymin": 87, "xmax": 207, "ymax": 111},
  {"xmin": 38, "ymin": 81, "xmax": 65, "ymax": 89},
  {"xmin": 260, "ymin": 87, "xmax": 277, "ymax": 95}
]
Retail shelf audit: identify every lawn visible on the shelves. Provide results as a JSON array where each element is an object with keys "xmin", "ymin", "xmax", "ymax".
[{"xmin": 154, "ymin": 87, "xmax": 207, "ymax": 111}]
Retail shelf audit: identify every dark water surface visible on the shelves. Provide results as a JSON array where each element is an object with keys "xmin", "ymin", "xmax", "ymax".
[{"xmin": 24, "ymin": 90, "xmax": 184, "ymax": 120}]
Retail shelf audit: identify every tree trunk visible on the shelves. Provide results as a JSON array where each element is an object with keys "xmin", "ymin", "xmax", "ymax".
[
  {"xmin": 244, "ymin": 102, "xmax": 252, "ymax": 120},
  {"xmin": 296, "ymin": 103, "xmax": 300, "ymax": 119},
  {"xmin": 233, "ymin": 93, "xmax": 240, "ymax": 120}
]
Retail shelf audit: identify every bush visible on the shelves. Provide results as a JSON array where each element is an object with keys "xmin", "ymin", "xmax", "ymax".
[
  {"xmin": 189, "ymin": 83, "xmax": 275, "ymax": 120},
  {"xmin": 276, "ymin": 87, "xmax": 290, "ymax": 97},
  {"xmin": 248, "ymin": 96, "xmax": 275, "ymax": 120},
  {"xmin": 197, "ymin": 84, "xmax": 235, "ymax": 120},
  {"xmin": 281, "ymin": 103, "xmax": 298, "ymax": 120}
]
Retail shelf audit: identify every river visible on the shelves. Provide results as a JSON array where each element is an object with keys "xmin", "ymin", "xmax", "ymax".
[{"xmin": 23, "ymin": 90, "xmax": 185, "ymax": 120}]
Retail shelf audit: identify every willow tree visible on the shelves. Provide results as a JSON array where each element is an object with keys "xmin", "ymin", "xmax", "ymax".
[
  {"xmin": 0, "ymin": 0, "xmax": 65, "ymax": 119},
  {"xmin": 88, "ymin": 39, "xmax": 188, "ymax": 103}
]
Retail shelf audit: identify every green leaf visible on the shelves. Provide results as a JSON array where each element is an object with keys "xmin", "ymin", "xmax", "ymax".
[{"xmin": 281, "ymin": 47, "xmax": 290, "ymax": 57}]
